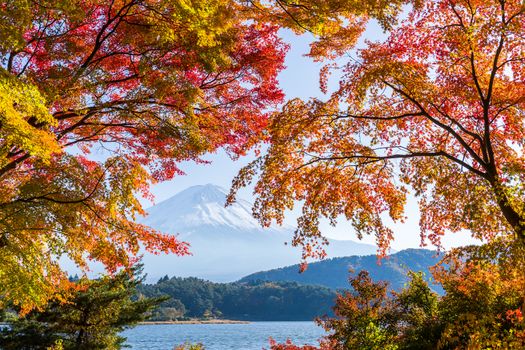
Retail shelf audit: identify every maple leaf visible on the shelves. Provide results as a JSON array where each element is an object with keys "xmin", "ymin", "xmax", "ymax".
[
  {"xmin": 231, "ymin": 0, "xmax": 525, "ymax": 261},
  {"xmin": 0, "ymin": 0, "xmax": 287, "ymax": 311}
]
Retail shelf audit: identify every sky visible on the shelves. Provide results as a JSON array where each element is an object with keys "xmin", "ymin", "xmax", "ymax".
[{"xmin": 141, "ymin": 27, "xmax": 480, "ymax": 252}]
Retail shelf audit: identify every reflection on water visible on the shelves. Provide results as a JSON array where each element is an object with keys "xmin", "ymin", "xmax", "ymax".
[{"xmin": 123, "ymin": 321, "xmax": 325, "ymax": 350}]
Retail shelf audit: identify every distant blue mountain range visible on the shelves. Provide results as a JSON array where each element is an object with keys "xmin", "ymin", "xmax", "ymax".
[
  {"xmin": 239, "ymin": 249, "xmax": 443, "ymax": 293},
  {"xmin": 140, "ymin": 248, "xmax": 444, "ymax": 321}
]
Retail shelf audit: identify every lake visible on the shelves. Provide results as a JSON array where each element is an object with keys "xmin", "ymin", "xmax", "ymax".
[{"xmin": 123, "ymin": 321, "xmax": 325, "ymax": 349}]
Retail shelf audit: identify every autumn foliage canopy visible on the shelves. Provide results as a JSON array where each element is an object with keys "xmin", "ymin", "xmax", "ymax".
[
  {"xmin": 0, "ymin": 0, "xmax": 286, "ymax": 311},
  {"xmin": 231, "ymin": 0, "xmax": 525, "ymax": 259}
]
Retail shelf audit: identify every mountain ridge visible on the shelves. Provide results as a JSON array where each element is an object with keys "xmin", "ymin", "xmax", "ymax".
[
  {"xmin": 239, "ymin": 248, "xmax": 444, "ymax": 293},
  {"xmin": 138, "ymin": 248, "xmax": 445, "ymax": 322}
]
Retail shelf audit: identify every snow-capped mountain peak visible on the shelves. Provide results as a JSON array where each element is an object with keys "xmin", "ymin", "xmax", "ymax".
[
  {"xmin": 139, "ymin": 183, "xmax": 378, "ymax": 282},
  {"xmin": 142, "ymin": 184, "xmax": 263, "ymax": 232}
]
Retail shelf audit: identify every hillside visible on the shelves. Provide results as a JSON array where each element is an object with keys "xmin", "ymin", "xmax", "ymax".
[
  {"xmin": 239, "ymin": 249, "xmax": 443, "ymax": 292},
  {"xmin": 138, "ymin": 277, "xmax": 337, "ymax": 321},
  {"xmin": 139, "ymin": 249, "xmax": 444, "ymax": 321}
]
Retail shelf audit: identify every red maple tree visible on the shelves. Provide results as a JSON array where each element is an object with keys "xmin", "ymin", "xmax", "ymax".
[{"xmin": 0, "ymin": 0, "xmax": 286, "ymax": 310}]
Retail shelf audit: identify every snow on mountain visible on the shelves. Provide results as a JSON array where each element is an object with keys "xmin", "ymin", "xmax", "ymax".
[
  {"xmin": 144, "ymin": 184, "xmax": 281, "ymax": 233},
  {"xmin": 140, "ymin": 184, "xmax": 378, "ymax": 282}
]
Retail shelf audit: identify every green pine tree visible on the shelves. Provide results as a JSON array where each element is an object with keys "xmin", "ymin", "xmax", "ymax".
[{"xmin": 0, "ymin": 266, "xmax": 165, "ymax": 350}]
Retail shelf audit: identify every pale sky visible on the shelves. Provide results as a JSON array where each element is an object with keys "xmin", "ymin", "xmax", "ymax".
[{"xmin": 142, "ymin": 27, "xmax": 481, "ymax": 252}]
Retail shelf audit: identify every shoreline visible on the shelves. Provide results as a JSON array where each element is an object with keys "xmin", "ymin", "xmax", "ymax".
[{"xmin": 139, "ymin": 320, "xmax": 250, "ymax": 325}]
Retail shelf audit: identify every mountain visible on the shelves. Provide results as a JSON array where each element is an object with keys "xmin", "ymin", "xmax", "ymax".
[
  {"xmin": 239, "ymin": 249, "xmax": 443, "ymax": 293},
  {"xmin": 139, "ymin": 184, "xmax": 378, "ymax": 282},
  {"xmin": 138, "ymin": 249, "xmax": 445, "ymax": 322}
]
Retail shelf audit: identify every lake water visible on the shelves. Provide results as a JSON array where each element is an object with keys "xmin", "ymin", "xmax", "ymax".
[{"xmin": 123, "ymin": 322, "xmax": 325, "ymax": 350}]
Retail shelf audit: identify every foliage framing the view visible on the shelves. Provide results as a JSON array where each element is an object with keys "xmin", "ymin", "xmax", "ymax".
[
  {"xmin": 230, "ymin": 0, "xmax": 525, "ymax": 259},
  {"xmin": 0, "ymin": 0, "xmax": 287, "ymax": 311}
]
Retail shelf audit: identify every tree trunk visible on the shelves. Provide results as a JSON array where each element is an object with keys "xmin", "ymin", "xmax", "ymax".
[
  {"xmin": 76, "ymin": 329, "xmax": 84, "ymax": 348},
  {"xmin": 490, "ymin": 178, "xmax": 525, "ymax": 243},
  {"xmin": 497, "ymin": 197, "xmax": 525, "ymax": 241}
]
